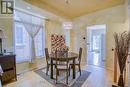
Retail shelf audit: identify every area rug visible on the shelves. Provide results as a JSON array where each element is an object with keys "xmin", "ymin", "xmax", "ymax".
[{"xmin": 35, "ymin": 67, "xmax": 91, "ymax": 87}]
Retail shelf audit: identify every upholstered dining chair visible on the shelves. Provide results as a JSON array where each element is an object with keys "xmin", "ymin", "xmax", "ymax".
[
  {"xmin": 55, "ymin": 50, "xmax": 70, "ymax": 84},
  {"xmin": 45, "ymin": 48, "xmax": 51, "ymax": 75},
  {"xmin": 70, "ymin": 47, "xmax": 82, "ymax": 76}
]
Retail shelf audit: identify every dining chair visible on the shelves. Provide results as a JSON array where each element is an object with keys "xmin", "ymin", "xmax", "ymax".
[
  {"xmin": 70, "ymin": 47, "xmax": 82, "ymax": 76},
  {"xmin": 55, "ymin": 50, "xmax": 70, "ymax": 84},
  {"xmin": 45, "ymin": 48, "xmax": 51, "ymax": 75}
]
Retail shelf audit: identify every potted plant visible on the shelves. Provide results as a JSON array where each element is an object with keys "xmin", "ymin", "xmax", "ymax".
[{"xmin": 113, "ymin": 31, "xmax": 130, "ymax": 87}]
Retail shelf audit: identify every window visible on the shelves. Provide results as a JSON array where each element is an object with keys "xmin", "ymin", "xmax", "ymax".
[
  {"xmin": 14, "ymin": 10, "xmax": 45, "ymax": 63},
  {"xmin": 62, "ymin": 22, "xmax": 72, "ymax": 47},
  {"xmin": 64, "ymin": 29, "xmax": 70, "ymax": 47},
  {"xmin": 14, "ymin": 21, "xmax": 30, "ymax": 62},
  {"xmin": 35, "ymin": 27, "xmax": 45, "ymax": 57},
  {"xmin": 15, "ymin": 22, "xmax": 24, "ymax": 46}
]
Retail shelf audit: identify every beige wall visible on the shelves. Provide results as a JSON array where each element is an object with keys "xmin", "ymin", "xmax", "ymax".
[
  {"xmin": 0, "ymin": 18, "xmax": 13, "ymax": 48},
  {"xmin": 45, "ymin": 19, "xmax": 64, "ymax": 52},
  {"xmin": 0, "ymin": 2, "xmax": 13, "ymax": 51},
  {"xmin": 72, "ymin": 4, "xmax": 129, "ymax": 70}
]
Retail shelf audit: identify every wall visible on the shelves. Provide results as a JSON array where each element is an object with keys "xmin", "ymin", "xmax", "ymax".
[
  {"xmin": 72, "ymin": 4, "xmax": 129, "ymax": 70},
  {"xmin": 0, "ymin": 0, "xmax": 14, "ymax": 51},
  {"xmin": 45, "ymin": 20, "xmax": 64, "ymax": 52}
]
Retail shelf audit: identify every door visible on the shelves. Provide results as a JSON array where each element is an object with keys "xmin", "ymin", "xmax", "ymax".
[
  {"xmin": 101, "ymin": 34, "xmax": 105, "ymax": 61},
  {"xmin": 87, "ymin": 24, "xmax": 106, "ymax": 67}
]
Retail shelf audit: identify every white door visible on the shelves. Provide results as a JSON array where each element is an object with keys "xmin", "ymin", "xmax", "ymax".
[
  {"xmin": 101, "ymin": 34, "xmax": 105, "ymax": 61},
  {"xmin": 86, "ymin": 24, "xmax": 106, "ymax": 67}
]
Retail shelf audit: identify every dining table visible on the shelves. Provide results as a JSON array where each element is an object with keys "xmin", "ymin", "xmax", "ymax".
[{"xmin": 49, "ymin": 52, "xmax": 78, "ymax": 79}]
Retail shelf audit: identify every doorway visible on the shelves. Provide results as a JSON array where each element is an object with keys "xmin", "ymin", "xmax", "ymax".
[{"xmin": 86, "ymin": 24, "xmax": 106, "ymax": 67}]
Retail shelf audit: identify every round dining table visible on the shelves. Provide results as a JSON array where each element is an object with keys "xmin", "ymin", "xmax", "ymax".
[{"xmin": 49, "ymin": 52, "xmax": 78, "ymax": 79}]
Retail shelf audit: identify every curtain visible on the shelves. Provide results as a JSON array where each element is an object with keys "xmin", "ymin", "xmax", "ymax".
[{"xmin": 16, "ymin": 11, "xmax": 43, "ymax": 63}]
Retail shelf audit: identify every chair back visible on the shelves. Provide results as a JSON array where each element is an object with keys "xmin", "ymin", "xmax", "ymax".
[
  {"xmin": 55, "ymin": 49, "xmax": 69, "ymax": 68},
  {"xmin": 79, "ymin": 48, "xmax": 82, "ymax": 63},
  {"xmin": 45, "ymin": 48, "xmax": 49, "ymax": 64},
  {"xmin": 55, "ymin": 50, "xmax": 58, "ymax": 65}
]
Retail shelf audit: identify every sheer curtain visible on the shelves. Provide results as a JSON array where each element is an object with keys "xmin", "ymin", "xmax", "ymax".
[{"xmin": 15, "ymin": 10, "xmax": 44, "ymax": 63}]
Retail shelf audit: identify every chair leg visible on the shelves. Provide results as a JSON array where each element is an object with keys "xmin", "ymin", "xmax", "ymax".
[
  {"xmin": 71, "ymin": 64, "xmax": 73, "ymax": 69},
  {"xmin": 69, "ymin": 66, "xmax": 70, "ymax": 76},
  {"xmin": 56, "ymin": 69, "xmax": 58, "ymax": 84},
  {"xmin": 46, "ymin": 65, "xmax": 49, "ymax": 75},
  {"xmin": 79, "ymin": 65, "xmax": 81, "ymax": 76},
  {"xmin": 66, "ymin": 70, "xmax": 68, "ymax": 84},
  {"xmin": 57, "ymin": 70, "xmax": 59, "ymax": 76}
]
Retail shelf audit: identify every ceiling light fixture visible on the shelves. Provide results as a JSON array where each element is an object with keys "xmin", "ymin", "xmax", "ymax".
[
  {"xmin": 65, "ymin": 0, "xmax": 69, "ymax": 4},
  {"xmin": 62, "ymin": 22, "xmax": 73, "ymax": 29}
]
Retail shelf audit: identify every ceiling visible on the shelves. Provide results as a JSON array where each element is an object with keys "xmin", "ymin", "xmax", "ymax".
[{"xmin": 25, "ymin": 0, "xmax": 125, "ymax": 19}]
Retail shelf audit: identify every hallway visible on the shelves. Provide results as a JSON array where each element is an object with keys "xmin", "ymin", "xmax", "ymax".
[
  {"xmin": 87, "ymin": 24, "xmax": 106, "ymax": 67},
  {"xmin": 87, "ymin": 51, "xmax": 105, "ymax": 67}
]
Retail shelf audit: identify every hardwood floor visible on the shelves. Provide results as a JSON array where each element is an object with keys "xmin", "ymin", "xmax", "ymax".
[
  {"xmin": 3, "ymin": 63, "xmax": 114, "ymax": 87},
  {"xmin": 82, "ymin": 65, "xmax": 113, "ymax": 87},
  {"xmin": 87, "ymin": 51, "xmax": 105, "ymax": 67}
]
